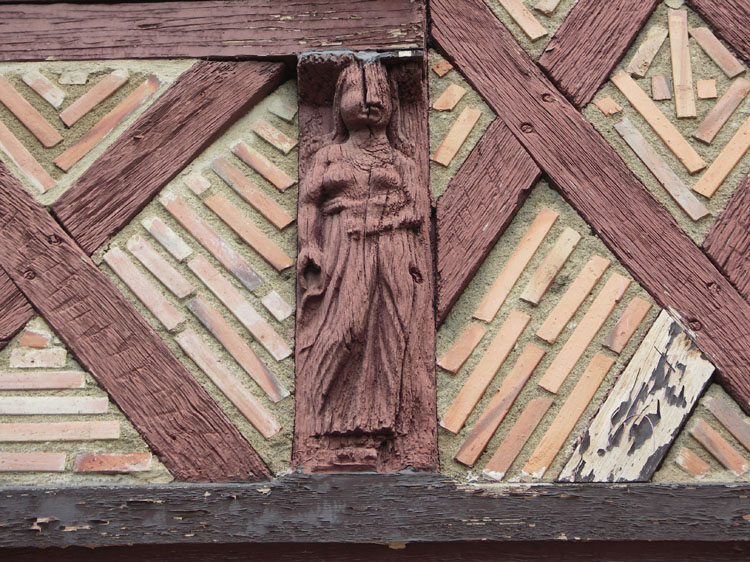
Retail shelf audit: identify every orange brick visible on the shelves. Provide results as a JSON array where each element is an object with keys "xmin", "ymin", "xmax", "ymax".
[
  {"xmin": 103, "ymin": 246, "xmax": 185, "ymax": 331},
  {"xmin": 59, "ymin": 69, "xmax": 128, "ymax": 127},
  {"xmin": 497, "ymin": 0, "xmax": 547, "ymax": 41},
  {"xmin": 55, "ymin": 75, "xmax": 160, "ymax": 171},
  {"xmin": 691, "ymin": 418, "xmax": 750, "ymax": 476},
  {"xmin": 211, "ymin": 156, "xmax": 294, "ymax": 230},
  {"xmin": 188, "ymin": 255, "xmax": 291, "ymax": 362},
  {"xmin": 538, "ymin": 273, "xmax": 630, "ymax": 394},
  {"xmin": 186, "ymin": 296, "xmax": 289, "ymax": 402},
  {"xmin": 0, "ymin": 119, "xmax": 56, "ymax": 193},
  {"xmin": 232, "ymin": 141, "xmax": 295, "ymax": 191},
  {"xmin": 160, "ymin": 192, "xmax": 263, "ymax": 292},
  {"xmin": 605, "ymin": 296, "xmax": 652, "ymax": 353},
  {"xmin": 593, "ymin": 97, "xmax": 622, "ymax": 116},
  {"xmin": 437, "ymin": 322, "xmax": 486, "ymax": 374},
  {"xmin": 440, "ymin": 310, "xmax": 530, "ymax": 433},
  {"xmin": 696, "ymin": 79, "xmax": 718, "ymax": 100},
  {"xmin": 141, "ymin": 216, "xmax": 193, "ymax": 262},
  {"xmin": 0, "ymin": 75, "xmax": 62, "ymax": 147},
  {"xmin": 693, "ymin": 116, "xmax": 750, "ymax": 198},
  {"xmin": 675, "ymin": 447, "xmax": 710, "ymax": 478},
  {"xmin": 474, "ymin": 208, "xmax": 558, "ymax": 322},
  {"xmin": 0, "ymin": 421, "xmax": 120, "ymax": 441},
  {"xmin": 0, "ymin": 396, "xmax": 108, "ymax": 415},
  {"xmin": 521, "ymin": 227, "xmax": 580, "ymax": 305},
  {"xmin": 74, "ymin": 452, "xmax": 152, "ymax": 473},
  {"xmin": 693, "ymin": 78, "xmax": 750, "ymax": 145},
  {"xmin": 0, "ymin": 452, "xmax": 66, "ymax": 472},
  {"xmin": 9, "ymin": 347, "xmax": 66, "ymax": 369},
  {"xmin": 432, "ymin": 60, "xmax": 453, "ymax": 77},
  {"xmin": 21, "ymin": 69, "xmax": 65, "ymax": 108},
  {"xmin": 431, "ymin": 106, "xmax": 481, "ymax": 166},
  {"xmin": 126, "ymin": 235, "xmax": 194, "ymax": 298},
  {"xmin": 651, "ymin": 75, "xmax": 672, "ymax": 101},
  {"xmin": 253, "ymin": 118, "xmax": 298, "ymax": 154},
  {"xmin": 0, "ymin": 371, "xmax": 85, "ymax": 390},
  {"xmin": 455, "ymin": 344, "xmax": 545, "ymax": 466},
  {"xmin": 183, "ymin": 173, "xmax": 211, "ymax": 195},
  {"xmin": 19, "ymin": 329, "xmax": 52, "ymax": 349},
  {"xmin": 204, "ymin": 193, "xmax": 294, "ymax": 272},
  {"xmin": 175, "ymin": 328, "xmax": 281, "ymax": 438},
  {"xmin": 705, "ymin": 396, "xmax": 750, "ymax": 453},
  {"xmin": 433, "ymin": 83, "xmax": 467, "ymax": 111},
  {"xmin": 261, "ymin": 290, "xmax": 293, "ymax": 322},
  {"xmin": 690, "ymin": 27, "xmax": 746, "ymax": 79}
]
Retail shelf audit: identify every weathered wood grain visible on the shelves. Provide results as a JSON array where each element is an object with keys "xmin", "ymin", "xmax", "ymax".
[
  {"xmin": 435, "ymin": 119, "xmax": 540, "ymax": 323},
  {"xmin": 703, "ymin": 173, "xmax": 750, "ymax": 301},
  {"xmin": 686, "ymin": 0, "xmax": 750, "ymax": 66},
  {"xmin": 0, "ymin": 160, "xmax": 270, "ymax": 482},
  {"xmin": 52, "ymin": 60, "xmax": 286, "ymax": 255},
  {"xmin": 538, "ymin": 0, "xmax": 660, "ymax": 108},
  {"xmin": 431, "ymin": 0, "xmax": 750, "ymax": 414},
  {"xmin": 559, "ymin": 310, "xmax": 715, "ymax": 482},
  {"xmin": 0, "ymin": 0, "xmax": 425, "ymax": 61}
]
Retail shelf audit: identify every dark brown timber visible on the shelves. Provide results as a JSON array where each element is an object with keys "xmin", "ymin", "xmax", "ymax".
[
  {"xmin": 538, "ymin": 0, "xmax": 660, "ymax": 108},
  {"xmin": 0, "ymin": 161, "xmax": 270, "ymax": 482},
  {"xmin": 0, "ymin": 0, "xmax": 424, "ymax": 61},
  {"xmin": 52, "ymin": 60, "xmax": 286, "ymax": 255},
  {"xmin": 1, "ymin": 474, "xmax": 750, "ymax": 547},
  {"xmin": 294, "ymin": 54, "xmax": 437, "ymax": 473},
  {"xmin": 436, "ymin": 119, "xmax": 540, "ymax": 323},
  {"xmin": 431, "ymin": 0, "xmax": 750, "ymax": 414},
  {"xmin": 687, "ymin": 0, "xmax": 750, "ymax": 65},
  {"xmin": 704, "ymin": 173, "xmax": 750, "ymax": 302}
]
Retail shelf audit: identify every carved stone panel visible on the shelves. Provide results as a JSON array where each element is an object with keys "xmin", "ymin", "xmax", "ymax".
[{"xmin": 293, "ymin": 53, "xmax": 437, "ymax": 473}]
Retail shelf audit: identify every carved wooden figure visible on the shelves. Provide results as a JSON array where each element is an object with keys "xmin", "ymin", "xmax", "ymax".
[{"xmin": 293, "ymin": 53, "xmax": 437, "ymax": 473}]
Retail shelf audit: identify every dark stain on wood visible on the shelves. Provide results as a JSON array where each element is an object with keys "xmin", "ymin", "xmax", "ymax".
[
  {"xmin": 704, "ymin": 173, "xmax": 750, "ymax": 302},
  {"xmin": 430, "ymin": 0, "xmax": 750, "ymax": 415},
  {"xmin": 0, "ymin": 161, "xmax": 270, "ymax": 482},
  {"xmin": 538, "ymin": 0, "xmax": 660, "ymax": 109},
  {"xmin": 687, "ymin": 0, "xmax": 750, "ymax": 66},
  {"xmin": 52, "ymin": 60, "xmax": 286, "ymax": 256},
  {"xmin": 436, "ymin": 119, "xmax": 540, "ymax": 324},
  {"xmin": 294, "ymin": 53, "xmax": 437, "ymax": 473}
]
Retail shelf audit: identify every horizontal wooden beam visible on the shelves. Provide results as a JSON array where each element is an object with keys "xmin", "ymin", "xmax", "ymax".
[
  {"xmin": 436, "ymin": 119, "xmax": 540, "ymax": 324},
  {"xmin": 538, "ymin": 0, "xmax": 660, "ymax": 108},
  {"xmin": 0, "ymin": 0, "xmax": 424, "ymax": 61},
  {"xmin": 0, "ymin": 474, "xmax": 749, "ymax": 547},
  {"xmin": 0, "ymin": 161, "xmax": 270, "ymax": 482},
  {"xmin": 687, "ymin": 0, "xmax": 750, "ymax": 66},
  {"xmin": 430, "ymin": 0, "xmax": 750, "ymax": 414}
]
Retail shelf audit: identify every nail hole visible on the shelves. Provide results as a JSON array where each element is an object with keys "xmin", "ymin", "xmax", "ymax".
[
  {"xmin": 23, "ymin": 270, "xmax": 36, "ymax": 280},
  {"xmin": 521, "ymin": 123, "xmax": 534, "ymax": 133}
]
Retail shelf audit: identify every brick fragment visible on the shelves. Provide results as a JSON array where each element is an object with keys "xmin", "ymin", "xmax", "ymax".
[
  {"xmin": 74, "ymin": 452, "xmax": 152, "ymax": 473},
  {"xmin": 126, "ymin": 235, "xmax": 194, "ymax": 298},
  {"xmin": 141, "ymin": 216, "xmax": 193, "ymax": 262},
  {"xmin": 0, "ymin": 371, "xmax": 85, "ymax": 390},
  {"xmin": 0, "ymin": 396, "xmax": 108, "ymax": 415},
  {"xmin": 232, "ymin": 140, "xmax": 296, "ymax": 191},
  {"xmin": 431, "ymin": 106, "xmax": 481, "ymax": 166},
  {"xmin": 438, "ymin": 322, "xmax": 486, "ymax": 374},
  {"xmin": 253, "ymin": 118, "xmax": 298, "ymax": 154},
  {"xmin": 183, "ymin": 173, "xmax": 211, "ymax": 195},
  {"xmin": 0, "ymin": 452, "xmax": 66, "ymax": 472},
  {"xmin": 0, "ymin": 421, "xmax": 120, "ymax": 441},
  {"xmin": 22, "ymin": 69, "xmax": 65, "ymax": 108},
  {"xmin": 0, "ymin": 119, "xmax": 56, "ymax": 193},
  {"xmin": 19, "ymin": 329, "xmax": 52, "ymax": 349},
  {"xmin": 9, "ymin": 347, "xmax": 66, "ymax": 369},
  {"xmin": 59, "ymin": 69, "xmax": 129, "ymax": 127},
  {"xmin": 261, "ymin": 290, "xmax": 293, "ymax": 322},
  {"xmin": 0, "ymin": 75, "xmax": 62, "ymax": 147}
]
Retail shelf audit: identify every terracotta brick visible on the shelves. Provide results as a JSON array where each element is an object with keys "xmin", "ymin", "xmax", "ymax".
[
  {"xmin": 0, "ymin": 75, "xmax": 62, "ymax": 147},
  {"xmin": 261, "ymin": 290, "xmax": 293, "ymax": 322},
  {"xmin": 0, "ymin": 119, "xmax": 56, "ymax": 193},
  {"xmin": 696, "ymin": 79, "xmax": 718, "ymax": 100},
  {"xmin": 141, "ymin": 216, "xmax": 193, "ymax": 262},
  {"xmin": 431, "ymin": 106, "xmax": 481, "ymax": 166},
  {"xmin": 21, "ymin": 69, "xmax": 65, "ymax": 108},
  {"xmin": 55, "ymin": 75, "xmax": 160, "ymax": 171},
  {"xmin": 690, "ymin": 27, "xmax": 746, "ymax": 79},
  {"xmin": 0, "ymin": 421, "xmax": 120, "ymax": 441},
  {"xmin": 496, "ymin": 0, "xmax": 547, "ymax": 41},
  {"xmin": 188, "ymin": 255, "xmax": 291, "ymax": 362},
  {"xmin": 183, "ymin": 173, "xmax": 211, "ymax": 195},
  {"xmin": 675, "ymin": 447, "xmax": 711, "ymax": 478},
  {"xmin": 593, "ymin": 97, "xmax": 622, "ymax": 116},
  {"xmin": 103, "ymin": 246, "xmax": 185, "ymax": 331},
  {"xmin": 0, "ymin": 396, "xmax": 108, "ymax": 415},
  {"xmin": 432, "ymin": 83, "xmax": 467, "ymax": 111},
  {"xmin": 0, "ymin": 371, "xmax": 85, "ymax": 390},
  {"xmin": 175, "ymin": 328, "xmax": 281, "ymax": 438},
  {"xmin": 605, "ymin": 296, "xmax": 652, "ymax": 353},
  {"xmin": 73, "ymin": 452, "xmax": 152, "ymax": 473},
  {"xmin": 232, "ymin": 140, "xmax": 296, "ymax": 191},
  {"xmin": 705, "ymin": 395, "xmax": 750, "ymax": 453},
  {"xmin": 438, "ymin": 322, "xmax": 486, "ymax": 374},
  {"xmin": 19, "ymin": 329, "xmax": 52, "ymax": 349},
  {"xmin": 59, "ymin": 69, "xmax": 129, "ymax": 127},
  {"xmin": 9, "ymin": 347, "xmax": 66, "ymax": 369},
  {"xmin": 160, "ymin": 192, "xmax": 264, "ymax": 292},
  {"xmin": 126, "ymin": 235, "xmax": 194, "ymax": 298},
  {"xmin": 186, "ymin": 295, "xmax": 289, "ymax": 402},
  {"xmin": 651, "ymin": 75, "xmax": 672, "ymax": 101},
  {"xmin": 253, "ymin": 118, "xmax": 298, "ymax": 154},
  {"xmin": 211, "ymin": 156, "xmax": 294, "ymax": 230},
  {"xmin": 474, "ymin": 208, "xmax": 558, "ymax": 322},
  {"xmin": 691, "ymin": 418, "xmax": 750, "ymax": 476},
  {"xmin": 204, "ymin": 193, "xmax": 294, "ymax": 272},
  {"xmin": 693, "ymin": 116, "xmax": 750, "ymax": 198},
  {"xmin": 268, "ymin": 97, "xmax": 298, "ymax": 122},
  {"xmin": 521, "ymin": 227, "xmax": 581, "ymax": 305},
  {"xmin": 538, "ymin": 273, "xmax": 630, "ymax": 394},
  {"xmin": 669, "ymin": 10, "xmax": 696, "ymax": 119},
  {"xmin": 432, "ymin": 60, "xmax": 453, "ymax": 77},
  {"xmin": 441, "ymin": 310, "xmax": 530, "ymax": 433},
  {"xmin": 0, "ymin": 452, "xmax": 67, "ymax": 472},
  {"xmin": 626, "ymin": 26, "xmax": 668, "ymax": 78}
]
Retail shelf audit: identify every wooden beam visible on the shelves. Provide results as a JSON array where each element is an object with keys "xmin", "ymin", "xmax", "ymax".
[
  {"xmin": 538, "ymin": 0, "xmax": 660, "ymax": 108},
  {"xmin": 703, "ymin": 173, "xmax": 750, "ymax": 301},
  {"xmin": 686, "ymin": 0, "xmax": 750, "ymax": 66},
  {"xmin": 430, "ymin": 0, "xmax": 750, "ymax": 414},
  {"xmin": 0, "ymin": 161, "xmax": 270, "ymax": 482},
  {"xmin": 436, "ymin": 119, "xmax": 540, "ymax": 324},
  {"xmin": 0, "ymin": 0, "xmax": 425, "ymax": 61},
  {"xmin": 2, "ymin": 475, "xmax": 750, "ymax": 547},
  {"xmin": 52, "ymin": 60, "xmax": 285, "ymax": 255},
  {"xmin": 0, "ymin": 269, "xmax": 34, "ymax": 351}
]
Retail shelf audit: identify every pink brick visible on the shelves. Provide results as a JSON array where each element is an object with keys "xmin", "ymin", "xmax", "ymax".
[
  {"xmin": 0, "ymin": 371, "xmax": 85, "ymax": 390},
  {"xmin": 232, "ymin": 141, "xmax": 295, "ymax": 191},
  {"xmin": 0, "ymin": 421, "xmax": 120, "ymax": 441},
  {"xmin": 183, "ymin": 173, "xmax": 211, "ymax": 195},
  {"xmin": 175, "ymin": 328, "xmax": 281, "ymax": 438},
  {"xmin": 19, "ymin": 329, "xmax": 52, "ymax": 349},
  {"xmin": 268, "ymin": 97, "xmax": 297, "ymax": 122},
  {"xmin": 126, "ymin": 235, "xmax": 194, "ymax": 298},
  {"xmin": 0, "ymin": 452, "xmax": 66, "ymax": 472},
  {"xmin": 261, "ymin": 290, "xmax": 293, "ymax": 322},
  {"xmin": 141, "ymin": 216, "xmax": 193, "ymax": 262},
  {"xmin": 59, "ymin": 69, "xmax": 129, "ymax": 127},
  {"xmin": 74, "ymin": 452, "xmax": 152, "ymax": 473},
  {"xmin": 22, "ymin": 69, "xmax": 65, "ymax": 108},
  {"xmin": 0, "ymin": 75, "xmax": 62, "ymax": 147},
  {"xmin": 9, "ymin": 347, "xmax": 66, "ymax": 369},
  {"xmin": 0, "ymin": 119, "xmax": 56, "ymax": 193},
  {"xmin": 252, "ymin": 118, "xmax": 298, "ymax": 154},
  {"xmin": 103, "ymin": 246, "xmax": 185, "ymax": 331},
  {"xmin": 0, "ymin": 396, "xmax": 108, "ymax": 415}
]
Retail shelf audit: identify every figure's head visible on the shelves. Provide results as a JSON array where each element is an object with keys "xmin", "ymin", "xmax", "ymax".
[{"xmin": 335, "ymin": 61, "xmax": 393, "ymax": 133}]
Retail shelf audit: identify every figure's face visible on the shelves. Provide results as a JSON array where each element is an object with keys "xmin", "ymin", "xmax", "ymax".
[{"xmin": 338, "ymin": 63, "xmax": 393, "ymax": 133}]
